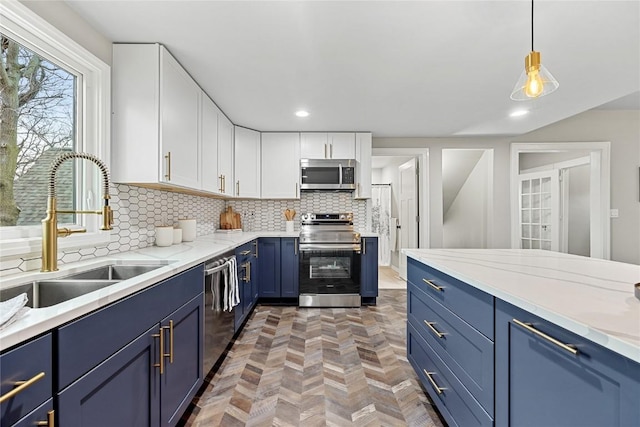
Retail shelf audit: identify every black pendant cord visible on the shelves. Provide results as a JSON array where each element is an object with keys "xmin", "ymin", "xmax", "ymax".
[{"xmin": 531, "ymin": 0, "xmax": 535, "ymax": 51}]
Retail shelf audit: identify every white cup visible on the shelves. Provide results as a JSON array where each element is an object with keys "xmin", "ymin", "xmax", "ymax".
[
  {"xmin": 155, "ymin": 226, "xmax": 173, "ymax": 247},
  {"xmin": 178, "ymin": 219, "xmax": 197, "ymax": 242},
  {"xmin": 285, "ymin": 221, "xmax": 294, "ymax": 233},
  {"xmin": 172, "ymin": 228, "xmax": 182, "ymax": 244}
]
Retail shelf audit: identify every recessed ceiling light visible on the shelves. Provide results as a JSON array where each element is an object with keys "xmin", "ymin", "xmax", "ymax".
[
  {"xmin": 510, "ymin": 110, "xmax": 529, "ymax": 117},
  {"xmin": 295, "ymin": 110, "xmax": 309, "ymax": 118}
]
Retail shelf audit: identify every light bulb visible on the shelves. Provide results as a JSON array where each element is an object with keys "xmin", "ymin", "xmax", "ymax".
[{"xmin": 524, "ymin": 69, "xmax": 544, "ymax": 98}]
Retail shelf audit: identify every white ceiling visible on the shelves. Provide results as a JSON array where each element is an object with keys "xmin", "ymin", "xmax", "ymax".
[{"xmin": 65, "ymin": 0, "xmax": 640, "ymax": 137}]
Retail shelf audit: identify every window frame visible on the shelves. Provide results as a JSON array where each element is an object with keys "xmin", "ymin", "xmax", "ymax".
[{"xmin": 0, "ymin": 0, "xmax": 111, "ymax": 258}]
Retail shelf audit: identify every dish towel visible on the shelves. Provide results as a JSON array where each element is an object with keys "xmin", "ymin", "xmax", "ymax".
[
  {"xmin": 389, "ymin": 217, "xmax": 398, "ymax": 251},
  {"xmin": 228, "ymin": 257, "xmax": 240, "ymax": 310},
  {"xmin": 0, "ymin": 293, "xmax": 30, "ymax": 330}
]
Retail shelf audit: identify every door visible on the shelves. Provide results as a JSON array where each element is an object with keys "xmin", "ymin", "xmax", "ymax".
[
  {"xmin": 360, "ymin": 237, "xmax": 379, "ymax": 297},
  {"xmin": 281, "ymin": 238, "xmax": 299, "ymax": 297},
  {"xmin": 398, "ymin": 158, "xmax": 418, "ymax": 280},
  {"xmin": 258, "ymin": 238, "xmax": 280, "ymax": 297},
  {"xmin": 217, "ymin": 115, "xmax": 234, "ymax": 195},
  {"xmin": 200, "ymin": 96, "xmax": 219, "ymax": 193},
  {"xmin": 160, "ymin": 49, "xmax": 200, "ymax": 188},
  {"xmin": 300, "ymin": 133, "xmax": 328, "ymax": 159},
  {"xmin": 160, "ymin": 295, "xmax": 204, "ymax": 426},
  {"xmin": 261, "ymin": 133, "xmax": 301, "ymax": 198},
  {"xmin": 299, "ymin": 249, "xmax": 361, "ymax": 294},
  {"xmin": 234, "ymin": 127, "xmax": 261, "ymax": 198},
  {"xmin": 518, "ymin": 170, "xmax": 559, "ymax": 251},
  {"xmin": 328, "ymin": 133, "xmax": 356, "ymax": 158},
  {"xmin": 58, "ymin": 326, "xmax": 160, "ymax": 427}
]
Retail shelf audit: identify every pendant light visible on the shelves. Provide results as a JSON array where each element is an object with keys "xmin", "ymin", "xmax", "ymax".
[{"xmin": 510, "ymin": 0, "xmax": 559, "ymax": 101}]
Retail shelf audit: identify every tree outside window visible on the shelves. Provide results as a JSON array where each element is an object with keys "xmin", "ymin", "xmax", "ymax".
[{"xmin": 0, "ymin": 33, "xmax": 76, "ymax": 227}]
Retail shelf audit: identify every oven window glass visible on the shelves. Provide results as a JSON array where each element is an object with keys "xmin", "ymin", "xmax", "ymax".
[
  {"xmin": 301, "ymin": 167, "xmax": 340, "ymax": 184},
  {"xmin": 310, "ymin": 256, "xmax": 351, "ymax": 279}
]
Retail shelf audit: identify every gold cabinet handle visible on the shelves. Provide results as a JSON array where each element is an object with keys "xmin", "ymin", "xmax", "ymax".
[
  {"xmin": 35, "ymin": 409, "xmax": 55, "ymax": 427},
  {"xmin": 330, "ymin": 143, "xmax": 333, "ymax": 158},
  {"xmin": 152, "ymin": 327, "xmax": 164, "ymax": 374},
  {"xmin": 240, "ymin": 250, "xmax": 251, "ymax": 255},
  {"xmin": 324, "ymin": 143, "xmax": 327, "ymax": 159},
  {"xmin": 0, "ymin": 372, "xmax": 45, "ymax": 403},
  {"xmin": 422, "ymin": 369, "xmax": 446, "ymax": 395},
  {"xmin": 512, "ymin": 318, "xmax": 578, "ymax": 355},
  {"xmin": 294, "ymin": 238, "xmax": 298, "ymax": 255},
  {"xmin": 163, "ymin": 320, "xmax": 174, "ymax": 364},
  {"xmin": 423, "ymin": 278, "xmax": 443, "ymax": 292},
  {"xmin": 222, "ymin": 175, "xmax": 226, "ymax": 193},
  {"xmin": 218, "ymin": 175, "xmax": 223, "ymax": 192},
  {"xmin": 253, "ymin": 241, "xmax": 258, "ymax": 258},
  {"xmin": 242, "ymin": 262, "xmax": 251, "ymax": 282},
  {"xmin": 236, "ymin": 180, "xmax": 240, "ymax": 196},
  {"xmin": 164, "ymin": 152, "xmax": 171, "ymax": 181},
  {"xmin": 295, "ymin": 182, "xmax": 298, "ymax": 198},
  {"xmin": 424, "ymin": 320, "xmax": 445, "ymax": 339},
  {"xmin": 362, "ymin": 238, "xmax": 366, "ymax": 254}
]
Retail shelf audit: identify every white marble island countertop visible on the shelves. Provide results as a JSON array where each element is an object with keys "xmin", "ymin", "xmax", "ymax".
[
  {"xmin": 0, "ymin": 231, "xmax": 299, "ymax": 351},
  {"xmin": 404, "ymin": 249, "xmax": 640, "ymax": 363}
]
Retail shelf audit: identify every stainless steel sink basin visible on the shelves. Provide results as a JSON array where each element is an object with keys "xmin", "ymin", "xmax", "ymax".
[
  {"xmin": 1, "ymin": 263, "xmax": 166, "ymax": 308},
  {"xmin": 62, "ymin": 264, "xmax": 161, "ymax": 280}
]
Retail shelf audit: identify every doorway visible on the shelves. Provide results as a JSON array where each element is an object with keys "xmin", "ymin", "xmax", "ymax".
[{"xmin": 511, "ymin": 142, "xmax": 611, "ymax": 259}]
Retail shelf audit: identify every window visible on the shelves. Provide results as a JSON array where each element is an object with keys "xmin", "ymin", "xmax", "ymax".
[{"xmin": 0, "ymin": 1, "xmax": 110, "ymax": 256}]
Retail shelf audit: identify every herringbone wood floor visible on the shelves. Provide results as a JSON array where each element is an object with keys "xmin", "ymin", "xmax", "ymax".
[{"xmin": 182, "ymin": 290, "xmax": 445, "ymax": 426}]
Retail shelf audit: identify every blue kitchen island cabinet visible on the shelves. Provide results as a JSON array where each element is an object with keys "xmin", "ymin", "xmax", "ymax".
[
  {"xmin": 360, "ymin": 236, "xmax": 378, "ymax": 301},
  {"xmin": 280, "ymin": 237, "xmax": 299, "ymax": 297},
  {"xmin": 56, "ymin": 265, "xmax": 205, "ymax": 427},
  {"xmin": 495, "ymin": 299, "xmax": 640, "ymax": 427}
]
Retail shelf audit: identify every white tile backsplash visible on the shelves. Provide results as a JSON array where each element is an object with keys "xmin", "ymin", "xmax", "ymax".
[{"xmin": 1, "ymin": 186, "xmax": 369, "ymax": 276}]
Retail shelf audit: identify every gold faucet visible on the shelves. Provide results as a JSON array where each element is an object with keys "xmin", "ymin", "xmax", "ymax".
[{"xmin": 41, "ymin": 152, "xmax": 114, "ymax": 272}]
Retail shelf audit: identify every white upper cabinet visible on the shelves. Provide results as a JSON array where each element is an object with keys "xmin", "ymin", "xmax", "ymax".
[
  {"xmin": 300, "ymin": 132, "xmax": 355, "ymax": 159},
  {"xmin": 111, "ymin": 44, "xmax": 200, "ymax": 188},
  {"xmin": 200, "ymin": 95, "xmax": 220, "ymax": 193},
  {"xmin": 234, "ymin": 127, "xmax": 261, "ymax": 198},
  {"xmin": 261, "ymin": 133, "xmax": 300, "ymax": 199},
  {"xmin": 328, "ymin": 133, "xmax": 356, "ymax": 159},
  {"xmin": 354, "ymin": 132, "xmax": 372, "ymax": 199},
  {"xmin": 217, "ymin": 114, "xmax": 234, "ymax": 195}
]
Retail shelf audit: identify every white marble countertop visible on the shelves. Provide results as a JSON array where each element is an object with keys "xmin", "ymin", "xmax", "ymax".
[
  {"xmin": 404, "ymin": 249, "xmax": 640, "ymax": 363},
  {"xmin": 0, "ymin": 231, "xmax": 299, "ymax": 351}
]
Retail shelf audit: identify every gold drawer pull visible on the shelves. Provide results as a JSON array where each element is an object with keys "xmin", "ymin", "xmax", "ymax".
[
  {"xmin": 424, "ymin": 320, "xmax": 445, "ymax": 339},
  {"xmin": 164, "ymin": 152, "xmax": 171, "ymax": 181},
  {"xmin": 36, "ymin": 410, "xmax": 55, "ymax": 426},
  {"xmin": 163, "ymin": 320, "xmax": 174, "ymax": 364},
  {"xmin": 512, "ymin": 318, "xmax": 578, "ymax": 355},
  {"xmin": 423, "ymin": 278, "xmax": 443, "ymax": 292},
  {"xmin": 240, "ymin": 250, "xmax": 251, "ymax": 255},
  {"xmin": 0, "ymin": 372, "xmax": 45, "ymax": 403},
  {"xmin": 422, "ymin": 369, "xmax": 446, "ymax": 395}
]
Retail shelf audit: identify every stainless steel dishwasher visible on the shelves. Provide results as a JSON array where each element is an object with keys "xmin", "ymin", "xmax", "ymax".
[{"xmin": 203, "ymin": 251, "xmax": 236, "ymax": 374}]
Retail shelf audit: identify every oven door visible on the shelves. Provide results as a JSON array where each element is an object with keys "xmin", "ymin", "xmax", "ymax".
[{"xmin": 299, "ymin": 244, "xmax": 361, "ymax": 296}]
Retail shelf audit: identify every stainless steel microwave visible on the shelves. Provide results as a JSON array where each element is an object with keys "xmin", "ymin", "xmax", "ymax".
[{"xmin": 300, "ymin": 159, "xmax": 356, "ymax": 191}]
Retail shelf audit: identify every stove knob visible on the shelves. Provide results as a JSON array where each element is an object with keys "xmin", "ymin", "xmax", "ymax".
[
  {"xmin": 301, "ymin": 214, "xmax": 308, "ymax": 220},
  {"xmin": 310, "ymin": 214, "xmax": 316, "ymax": 220},
  {"xmin": 339, "ymin": 214, "xmax": 345, "ymax": 220}
]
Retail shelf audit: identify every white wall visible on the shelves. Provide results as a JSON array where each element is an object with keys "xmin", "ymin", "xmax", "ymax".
[
  {"xmin": 374, "ymin": 110, "xmax": 640, "ymax": 264},
  {"xmin": 568, "ymin": 164, "xmax": 591, "ymax": 257},
  {"xmin": 21, "ymin": 0, "xmax": 112, "ymax": 64},
  {"xmin": 443, "ymin": 151, "xmax": 491, "ymax": 248},
  {"xmin": 371, "ymin": 168, "xmax": 384, "ymax": 185}
]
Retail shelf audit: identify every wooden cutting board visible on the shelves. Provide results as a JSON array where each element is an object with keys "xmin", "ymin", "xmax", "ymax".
[{"xmin": 220, "ymin": 206, "xmax": 242, "ymax": 230}]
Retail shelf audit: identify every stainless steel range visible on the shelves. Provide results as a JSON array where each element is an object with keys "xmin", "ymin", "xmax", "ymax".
[{"xmin": 298, "ymin": 213, "xmax": 362, "ymax": 307}]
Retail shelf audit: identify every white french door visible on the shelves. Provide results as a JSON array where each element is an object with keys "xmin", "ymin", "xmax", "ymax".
[{"xmin": 518, "ymin": 170, "xmax": 559, "ymax": 251}]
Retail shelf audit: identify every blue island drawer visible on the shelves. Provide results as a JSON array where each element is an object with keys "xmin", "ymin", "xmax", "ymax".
[
  {"xmin": 408, "ymin": 281, "xmax": 494, "ymax": 415},
  {"xmin": 408, "ymin": 323, "xmax": 493, "ymax": 427},
  {"xmin": 408, "ymin": 257, "xmax": 494, "ymax": 339},
  {"xmin": 0, "ymin": 333, "xmax": 52, "ymax": 426}
]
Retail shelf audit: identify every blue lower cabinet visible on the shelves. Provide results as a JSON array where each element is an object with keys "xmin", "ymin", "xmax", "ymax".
[
  {"xmin": 496, "ymin": 300, "xmax": 640, "ymax": 427},
  {"xmin": 280, "ymin": 238, "xmax": 299, "ymax": 297},
  {"xmin": 360, "ymin": 237, "xmax": 378, "ymax": 298},
  {"xmin": 258, "ymin": 238, "xmax": 280, "ymax": 297},
  {"xmin": 58, "ymin": 325, "xmax": 160, "ymax": 427},
  {"xmin": 160, "ymin": 295, "xmax": 204, "ymax": 427}
]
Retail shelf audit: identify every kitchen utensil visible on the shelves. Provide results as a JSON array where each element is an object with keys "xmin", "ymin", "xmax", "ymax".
[
  {"xmin": 220, "ymin": 206, "xmax": 242, "ymax": 230},
  {"xmin": 285, "ymin": 221, "xmax": 294, "ymax": 233}
]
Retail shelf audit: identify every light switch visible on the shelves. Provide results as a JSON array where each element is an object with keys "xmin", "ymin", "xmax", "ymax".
[{"xmin": 610, "ymin": 209, "xmax": 619, "ymax": 218}]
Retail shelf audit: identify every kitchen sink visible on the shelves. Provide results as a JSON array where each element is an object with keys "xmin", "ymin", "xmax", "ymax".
[
  {"xmin": 62, "ymin": 264, "xmax": 162, "ymax": 280},
  {"xmin": 1, "ymin": 262, "xmax": 167, "ymax": 308}
]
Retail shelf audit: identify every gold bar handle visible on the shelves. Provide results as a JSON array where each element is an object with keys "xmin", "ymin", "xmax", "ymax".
[
  {"xmin": 294, "ymin": 238, "xmax": 298, "ymax": 255},
  {"xmin": 324, "ymin": 144, "xmax": 327, "ymax": 158},
  {"xmin": 330, "ymin": 143, "xmax": 333, "ymax": 158},
  {"xmin": 163, "ymin": 321, "xmax": 174, "ymax": 363},
  {"xmin": 164, "ymin": 152, "xmax": 171, "ymax": 181},
  {"xmin": 152, "ymin": 328, "xmax": 164, "ymax": 374},
  {"xmin": 242, "ymin": 262, "xmax": 251, "ymax": 282},
  {"xmin": 240, "ymin": 250, "xmax": 251, "ymax": 255},
  {"xmin": 0, "ymin": 372, "xmax": 45, "ymax": 403},
  {"xmin": 36, "ymin": 410, "xmax": 55, "ymax": 427},
  {"xmin": 423, "ymin": 278, "xmax": 443, "ymax": 292},
  {"xmin": 219, "ymin": 175, "xmax": 224, "ymax": 192},
  {"xmin": 424, "ymin": 320, "xmax": 445, "ymax": 339},
  {"xmin": 512, "ymin": 318, "xmax": 578, "ymax": 355},
  {"xmin": 295, "ymin": 182, "xmax": 298, "ymax": 198},
  {"xmin": 363, "ymin": 238, "xmax": 366, "ymax": 254},
  {"xmin": 422, "ymin": 369, "xmax": 446, "ymax": 395},
  {"xmin": 236, "ymin": 180, "xmax": 240, "ymax": 196},
  {"xmin": 253, "ymin": 241, "xmax": 258, "ymax": 258}
]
